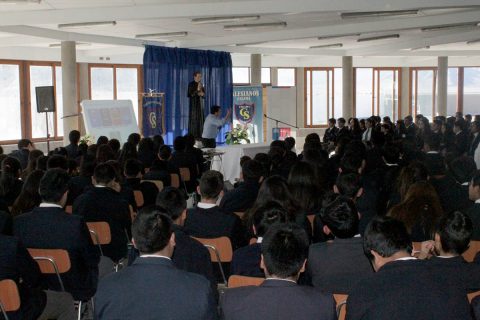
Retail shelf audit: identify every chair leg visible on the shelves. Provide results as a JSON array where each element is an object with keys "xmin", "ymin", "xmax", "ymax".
[
  {"xmin": 77, "ymin": 300, "xmax": 82, "ymax": 320},
  {"xmin": 217, "ymin": 261, "xmax": 227, "ymax": 285}
]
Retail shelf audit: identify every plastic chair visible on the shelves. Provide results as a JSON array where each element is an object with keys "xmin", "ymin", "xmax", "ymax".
[
  {"xmin": 170, "ymin": 174, "xmax": 180, "ymax": 188},
  {"xmin": 462, "ymin": 241, "xmax": 480, "ymax": 262},
  {"xmin": 134, "ymin": 190, "xmax": 144, "ymax": 208},
  {"xmin": 227, "ymin": 275, "xmax": 264, "ymax": 288},
  {"xmin": 192, "ymin": 236, "xmax": 233, "ymax": 284},
  {"xmin": 142, "ymin": 180, "xmax": 163, "ymax": 192},
  {"xmin": 468, "ymin": 290, "xmax": 480, "ymax": 303},
  {"xmin": 334, "ymin": 294, "xmax": 348, "ymax": 320},
  {"xmin": 249, "ymin": 237, "xmax": 257, "ymax": 245},
  {"xmin": 0, "ymin": 279, "xmax": 20, "ymax": 320},
  {"xmin": 86, "ymin": 222, "xmax": 111, "ymax": 256},
  {"xmin": 179, "ymin": 167, "xmax": 191, "ymax": 182}
]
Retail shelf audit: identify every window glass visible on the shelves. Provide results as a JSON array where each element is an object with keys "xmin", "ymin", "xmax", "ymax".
[
  {"xmin": 116, "ymin": 68, "xmax": 139, "ymax": 123},
  {"xmin": 447, "ymin": 68, "xmax": 458, "ymax": 117},
  {"xmin": 30, "ymin": 65, "xmax": 54, "ymax": 139},
  {"xmin": 463, "ymin": 67, "xmax": 480, "ymax": 116},
  {"xmin": 261, "ymin": 67, "xmax": 271, "ymax": 84},
  {"xmin": 0, "ymin": 64, "xmax": 21, "ymax": 141},
  {"xmin": 277, "ymin": 68, "xmax": 295, "ymax": 86},
  {"xmin": 91, "ymin": 67, "xmax": 114, "ymax": 99},
  {"xmin": 356, "ymin": 68, "xmax": 373, "ymax": 119},
  {"xmin": 232, "ymin": 67, "xmax": 250, "ymax": 84}
]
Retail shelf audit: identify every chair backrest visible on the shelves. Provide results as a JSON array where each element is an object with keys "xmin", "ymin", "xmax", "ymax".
[
  {"xmin": 134, "ymin": 190, "xmax": 144, "ymax": 207},
  {"xmin": 65, "ymin": 205, "xmax": 73, "ymax": 214},
  {"xmin": 142, "ymin": 180, "xmax": 163, "ymax": 192},
  {"xmin": 179, "ymin": 167, "xmax": 191, "ymax": 182},
  {"xmin": 27, "ymin": 248, "xmax": 71, "ymax": 274},
  {"xmin": 462, "ymin": 240, "xmax": 480, "ymax": 262},
  {"xmin": 192, "ymin": 236, "xmax": 233, "ymax": 262},
  {"xmin": 307, "ymin": 214, "xmax": 315, "ymax": 231},
  {"xmin": 228, "ymin": 275, "xmax": 264, "ymax": 288},
  {"xmin": 87, "ymin": 222, "xmax": 112, "ymax": 245},
  {"xmin": 468, "ymin": 290, "xmax": 480, "ymax": 303},
  {"xmin": 334, "ymin": 294, "xmax": 348, "ymax": 320},
  {"xmin": 0, "ymin": 279, "xmax": 20, "ymax": 313},
  {"xmin": 411, "ymin": 242, "xmax": 422, "ymax": 258},
  {"xmin": 170, "ymin": 174, "xmax": 180, "ymax": 188}
]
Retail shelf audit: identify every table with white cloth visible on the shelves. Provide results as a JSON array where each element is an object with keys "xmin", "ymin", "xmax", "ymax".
[{"xmin": 210, "ymin": 143, "xmax": 270, "ymax": 183}]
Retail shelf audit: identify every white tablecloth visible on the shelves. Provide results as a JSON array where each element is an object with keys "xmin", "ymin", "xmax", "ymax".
[{"xmin": 210, "ymin": 143, "xmax": 270, "ymax": 183}]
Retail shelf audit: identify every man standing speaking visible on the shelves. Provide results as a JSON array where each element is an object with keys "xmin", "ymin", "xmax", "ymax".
[{"xmin": 187, "ymin": 71, "xmax": 205, "ymax": 140}]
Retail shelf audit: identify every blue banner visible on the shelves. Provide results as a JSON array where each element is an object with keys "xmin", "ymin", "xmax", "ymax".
[
  {"xmin": 232, "ymin": 86, "xmax": 263, "ymax": 143},
  {"xmin": 142, "ymin": 94, "xmax": 165, "ymax": 137}
]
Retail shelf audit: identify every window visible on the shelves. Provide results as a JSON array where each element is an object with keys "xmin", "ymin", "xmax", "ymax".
[
  {"xmin": 410, "ymin": 68, "xmax": 436, "ymax": 120},
  {"xmin": 447, "ymin": 68, "xmax": 458, "ymax": 116},
  {"xmin": 277, "ymin": 68, "xmax": 295, "ymax": 86},
  {"xmin": 232, "ymin": 67, "xmax": 250, "ymax": 84},
  {"xmin": 0, "ymin": 63, "xmax": 22, "ymax": 141},
  {"xmin": 116, "ymin": 68, "xmax": 139, "ymax": 122},
  {"xmin": 463, "ymin": 67, "xmax": 480, "ymax": 115},
  {"xmin": 90, "ymin": 67, "xmax": 114, "ymax": 100},
  {"xmin": 304, "ymin": 68, "xmax": 342, "ymax": 127},
  {"xmin": 355, "ymin": 68, "xmax": 374, "ymax": 119},
  {"xmin": 261, "ymin": 67, "xmax": 271, "ymax": 84}
]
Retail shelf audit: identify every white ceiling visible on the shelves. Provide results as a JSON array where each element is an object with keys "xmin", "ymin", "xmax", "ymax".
[{"xmin": 1, "ymin": 0, "xmax": 480, "ymax": 65}]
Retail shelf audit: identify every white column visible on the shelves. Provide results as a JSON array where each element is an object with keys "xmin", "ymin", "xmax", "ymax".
[
  {"xmin": 250, "ymin": 54, "xmax": 262, "ymax": 86},
  {"xmin": 400, "ymin": 67, "xmax": 410, "ymax": 119},
  {"xmin": 61, "ymin": 41, "xmax": 78, "ymax": 144},
  {"xmin": 437, "ymin": 56, "xmax": 448, "ymax": 117},
  {"xmin": 271, "ymin": 67, "xmax": 278, "ymax": 86},
  {"xmin": 77, "ymin": 63, "xmax": 89, "ymax": 135},
  {"xmin": 342, "ymin": 56, "xmax": 354, "ymax": 119}
]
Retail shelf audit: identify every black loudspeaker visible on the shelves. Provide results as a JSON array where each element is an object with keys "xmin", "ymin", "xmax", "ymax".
[{"xmin": 35, "ymin": 86, "xmax": 56, "ymax": 113}]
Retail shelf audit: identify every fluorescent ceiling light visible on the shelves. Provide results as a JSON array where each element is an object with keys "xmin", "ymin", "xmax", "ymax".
[
  {"xmin": 135, "ymin": 31, "xmax": 188, "ymax": 39},
  {"xmin": 410, "ymin": 45, "xmax": 430, "ymax": 51},
  {"xmin": 310, "ymin": 43, "xmax": 343, "ymax": 49},
  {"xmin": 317, "ymin": 33, "xmax": 360, "ymax": 40},
  {"xmin": 0, "ymin": 0, "xmax": 41, "ymax": 3},
  {"xmin": 192, "ymin": 15, "xmax": 260, "ymax": 24},
  {"xmin": 341, "ymin": 10, "xmax": 419, "ymax": 19},
  {"xmin": 58, "ymin": 21, "xmax": 116, "ymax": 29},
  {"xmin": 49, "ymin": 42, "xmax": 90, "ymax": 48},
  {"xmin": 234, "ymin": 41, "xmax": 268, "ymax": 46},
  {"xmin": 224, "ymin": 22, "xmax": 287, "ymax": 31},
  {"xmin": 421, "ymin": 22, "xmax": 478, "ymax": 32},
  {"xmin": 357, "ymin": 34, "xmax": 400, "ymax": 42}
]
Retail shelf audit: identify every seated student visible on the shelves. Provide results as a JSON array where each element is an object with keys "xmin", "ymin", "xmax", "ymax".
[
  {"xmin": 231, "ymin": 201, "xmax": 288, "ymax": 278},
  {"xmin": 469, "ymin": 170, "xmax": 480, "ymax": 240},
  {"xmin": 184, "ymin": 170, "xmax": 246, "ymax": 249},
  {"xmin": 128, "ymin": 188, "xmax": 216, "ymax": 291},
  {"xmin": 184, "ymin": 133, "xmax": 206, "ymax": 174},
  {"xmin": 347, "ymin": 217, "xmax": 473, "ymax": 320},
  {"xmin": 123, "ymin": 159, "xmax": 158, "ymax": 207},
  {"xmin": 65, "ymin": 130, "xmax": 81, "ymax": 161},
  {"xmin": 0, "ymin": 233, "xmax": 76, "ymax": 320},
  {"xmin": 220, "ymin": 160, "xmax": 264, "ymax": 213},
  {"xmin": 220, "ymin": 223, "xmax": 336, "ymax": 320},
  {"xmin": 13, "ymin": 169, "xmax": 100, "ymax": 302},
  {"xmin": 307, "ymin": 196, "xmax": 373, "ymax": 294},
  {"xmin": 67, "ymin": 155, "xmax": 96, "ymax": 205},
  {"xmin": 95, "ymin": 208, "xmax": 217, "ymax": 320},
  {"xmin": 9, "ymin": 138, "xmax": 34, "ymax": 170},
  {"xmin": 10, "ymin": 170, "xmax": 44, "ymax": 216},
  {"xmin": 73, "ymin": 163, "xmax": 131, "ymax": 262},
  {"xmin": 0, "ymin": 157, "xmax": 23, "ymax": 206}
]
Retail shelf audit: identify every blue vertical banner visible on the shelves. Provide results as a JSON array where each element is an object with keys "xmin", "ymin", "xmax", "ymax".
[
  {"xmin": 232, "ymin": 86, "xmax": 263, "ymax": 143},
  {"xmin": 142, "ymin": 93, "xmax": 165, "ymax": 137}
]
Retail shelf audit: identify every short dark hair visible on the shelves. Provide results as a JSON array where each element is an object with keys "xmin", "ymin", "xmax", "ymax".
[
  {"xmin": 132, "ymin": 206, "xmax": 173, "ymax": 254},
  {"xmin": 404, "ymin": 115, "xmax": 413, "ymax": 122},
  {"xmin": 128, "ymin": 133, "xmax": 141, "ymax": 146},
  {"xmin": 262, "ymin": 223, "xmax": 309, "ymax": 278},
  {"xmin": 199, "ymin": 170, "xmax": 224, "ymax": 199},
  {"xmin": 173, "ymin": 136, "xmax": 186, "ymax": 151},
  {"xmin": 363, "ymin": 217, "xmax": 412, "ymax": 261},
  {"xmin": 210, "ymin": 105, "xmax": 221, "ymax": 114},
  {"xmin": 156, "ymin": 187, "xmax": 187, "ymax": 221},
  {"xmin": 107, "ymin": 139, "xmax": 121, "ymax": 154},
  {"xmin": 321, "ymin": 196, "xmax": 359, "ymax": 238},
  {"xmin": 69, "ymin": 130, "xmax": 81, "ymax": 144},
  {"xmin": 39, "ymin": 168, "xmax": 70, "ymax": 203},
  {"xmin": 94, "ymin": 163, "xmax": 116, "ymax": 184},
  {"xmin": 436, "ymin": 211, "xmax": 472, "ymax": 255},
  {"xmin": 284, "ymin": 137, "xmax": 295, "ymax": 151},
  {"xmin": 304, "ymin": 133, "xmax": 321, "ymax": 144},
  {"xmin": 338, "ymin": 118, "xmax": 346, "ymax": 124},
  {"xmin": 340, "ymin": 153, "xmax": 363, "ymax": 174},
  {"xmin": 47, "ymin": 155, "xmax": 68, "ymax": 170},
  {"xmin": 252, "ymin": 201, "xmax": 288, "ymax": 237},
  {"xmin": 449, "ymin": 156, "xmax": 477, "ymax": 184},
  {"xmin": 124, "ymin": 159, "xmax": 142, "ymax": 177},
  {"xmin": 242, "ymin": 160, "xmax": 264, "ymax": 183},
  {"xmin": 193, "ymin": 71, "xmax": 201, "ymax": 77},
  {"xmin": 158, "ymin": 145, "xmax": 172, "ymax": 160},
  {"xmin": 425, "ymin": 154, "xmax": 446, "ymax": 176},
  {"xmin": 17, "ymin": 139, "xmax": 32, "ymax": 149},
  {"xmin": 96, "ymin": 136, "xmax": 109, "ymax": 145},
  {"xmin": 335, "ymin": 173, "xmax": 362, "ymax": 198},
  {"xmin": 328, "ymin": 118, "xmax": 336, "ymax": 124},
  {"xmin": 184, "ymin": 134, "xmax": 196, "ymax": 148}
]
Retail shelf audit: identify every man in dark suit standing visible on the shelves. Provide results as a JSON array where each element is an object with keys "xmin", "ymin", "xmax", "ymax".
[
  {"xmin": 307, "ymin": 196, "xmax": 373, "ymax": 294},
  {"xmin": 95, "ymin": 207, "xmax": 217, "ymax": 320},
  {"xmin": 73, "ymin": 163, "xmax": 131, "ymax": 263},
  {"xmin": 336, "ymin": 118, "xmax": 350, "ymax": 141},
  {"xmin": 220, "ymin": 223, "xmax": 336, "ymax": 320},
  {"xmin": 454, "ymin": 119, "xmax": 469, "ymax": 156},
  {"xmin": 13, "ymin": 169, "xmax": 100, "ymax": 302},
  {"xmin": 403, "ymin": 115, "xmax": 416, "ymax": 141},
  {"xmin": 323, "ymin": 118, "xmax": 338, "ymax": 145},
  {"xmin": 347, "ymin": 217, "xmax": 473, "ymax": 320},
  {"xmin": 468, "ymin": 170, "xmax": 480, "ymax": 240}
]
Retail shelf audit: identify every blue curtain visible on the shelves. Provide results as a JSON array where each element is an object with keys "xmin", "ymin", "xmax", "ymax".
[{"xmin": 143, "ymin": 45, "xmax": 233, "ymax": 145}]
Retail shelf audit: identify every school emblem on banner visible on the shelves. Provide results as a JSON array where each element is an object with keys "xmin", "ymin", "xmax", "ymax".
[
  {"xmin": 234, "ymin": 103, "xmax": 255, "ymax": 124},
  {"xmin": 142, "ymin": 92, "xmax": 165, "ymax": 137}
]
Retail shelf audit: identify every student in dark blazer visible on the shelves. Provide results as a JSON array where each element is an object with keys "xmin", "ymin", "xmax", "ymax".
[
  {"xmin": 307, "ymin": 196, "xmax": 373, "ymax": 294},
  {"xmin": 347, "ymin": 217, "xmax": 473, "ymax": 320},
  {"xmin": 454, "ymin": 119, "xmax": 470, "ymax": 156},
  {"xmin": 220, "ymin": 160, "xmax": 264, "ymax": 214},
  {"xmin": 231, "ymin": 201, "xmax": 287, "ymax": 277},
  {"xmin": 0, "ymin": 234, "xmax": 76, "ymax": 320},
  {"xmin": 73, "ymin": 163, "xmax": 131, "ymax": 263},
  {"xmin": 468, "ymin": 171, "xmax": 480, "ymax": 240},
  {"xmin": 184, "ymin": 170, "xmax": 246, "ymax": 249},
  {"xmin": 323, "ymin": 118, "xmax": 338, "ymax": 144},
  {"xmin": 220, "ymin": 223, "xmax": 336, "ymax": 320},
  {"xmin": 13, "ymin": 169, "xmax": 100, "ymax": 302},
  {"xmin": 469, "ymin": 121, "xmax": 480, "ymax": 157},
  {"xmin": 170, "ymin": 136, "xmax": 199, "ymax": 192},
  {"xmin": 95, "ymin": 208, "xmax": 217, "ymax": 320},
  {"xmin": 65, "ymin": 130, "xmax": 81, "ymax": 161},
  {"xmin": 123, "ymin": 159, "xmax": 159, "ymax": 207}
]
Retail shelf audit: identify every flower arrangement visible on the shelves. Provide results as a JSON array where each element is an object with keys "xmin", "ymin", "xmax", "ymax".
[
  {"xmin": 225, "ymin": 124, "xmax": 251, "ymax": 145},
  {"xmin": 79, "ymin": 134, "xmax": 94, "ymax": 145}
]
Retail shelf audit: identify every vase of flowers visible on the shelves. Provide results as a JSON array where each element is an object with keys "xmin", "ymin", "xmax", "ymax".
[
  {"xmin": 225, "ymin": 124, "xmax": 251, "ymax": 145},
  {"xmin": 80, "ymin": 134, "xmax": 94, "ymax": 145}
]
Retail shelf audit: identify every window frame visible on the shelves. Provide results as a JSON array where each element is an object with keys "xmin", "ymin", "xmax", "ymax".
[
  {"xmin": 276, "ymin": 67, "xmax": 296, "ymax": 87},
  {"xmin": 232, "ymin": 66, "xmax": 251, "ymax": 85},
  {"xmin": 304, "ymin": 67, "xmax": 336, "ymax": 128}
]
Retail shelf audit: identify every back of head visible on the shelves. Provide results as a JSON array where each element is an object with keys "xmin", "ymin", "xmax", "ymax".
[
  {"xmin": 425, "ymin": 154, "xmax": 446, "ymax": 176},
  {"xmin": 436, "ymin": 211, "xmax": 472, "ymax": 255},
  {"xmin": 96, "ymin": 144, "xmax": 115, "ymax": 163},
  {"xmin": 321, "ymin": 195, "xmax": 359, "ymax": 238},
  {"xmin": 184, "ymin": 134, "xmax": 196, "ymax": 149},
  {"xmin": 340, "ymin": 153, "xmax": 364, "ymax": 174},
  {"xmin": 257, "ymin": 175, "xmax": 291, "ymax": 204},
  {"xmin": 158, "ymin": 145, "xmax": 172, "ymax": 160},
  {"xmin": 96, "ymin": 136, "xmax": 109, "ymax": 145},
  {"xmin": 94, "ymin": 163, "xmax": 116, "ymax": 185},
  {"xmin": 261, "ymin": 223, "xmax": 309, "ymax": 278},
  {"xmin": 138, "ymin": 138, "xmax": 154, "ymax": 153},
  {"xmin": 156, "ymin": 187, "xmax": 187, "ymax": 221},
  {"xmin": 335, "ymin": 173, "xmax": 362, "ymax": 198},
  {"xmin": 210, "ymin": 105, "xmax": 220, "ymax": 115},
  {"xmin": 305, "ymin": 133, "xmax": 321, "ymax": 144},
  {"xmin": 363, "ymin": 217, "xmax": 412, "ymax": 260},
  {"xmin": 107, "ymin": 139, "xmax": 121, "ymax": 154},
  {"xmin": 241, "ymin": 159, "xmax": 264, "ymax": 183},
  {"xmin": 252, "ymin": 201, "xmax": 288, "ymax": 237},
  {"xmin": 152, "ymin": 135, "xmax": 165, "ymax": 153},
  {"xmin": 128, "ymin": 133, "xmax": 141, "ymax": 146},
  {"xmin": 11, "ymin": 169, "xmax": 44, "ymax": 216},
  {"xmin": 35, "ymin": 155, "xmax": 49, "ymax": 171},
  {"xmin": 449, "ymin": 156, "xmax": 477, "ymax": 184},
  {"xmin": 132, "ymin": 206, "xmax": 173, "ymax": 254},
  {"xmin": 0, "ymin": 157, "xmax": 21, "ymax": 196},
  {"xmin": 124, "ymin": 159, "xmax": 142, "ymax": 177},
  {"xmin": 455, "ymin": 119, "xmax": 466, "ymax": 131},
  {"xmin": 47, "ymin": 155, "xmax": 68, "ymax": 171},
  {"xmin": 173, "ymin": 136, "xmax": 186, "ymax": 152},
  {"xmin": 199, "ymin": 170, "xmax": 224, "ymax": 200},
  {"xmin": 79, "ymin": 155, "xmax": 97, "ymax": 177},
  {"xmin": 17, "ymin": 138, "xmax": 32, "ymax": 150},
  {"xmin": 284, "ymin": 137, "xmax": 295, "ymax": 151},
  {"xmin": 68, "ymin": 130, "xmax": 81, "ymax": 144},
  {"xmin": 39, "ymin": 168, "xmax": 70, "ymax": 203}
]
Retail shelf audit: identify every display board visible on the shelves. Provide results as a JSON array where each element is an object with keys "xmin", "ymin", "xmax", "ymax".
[
  {"xmin": 266, "ymin": 86, "xmax": 297, "ymax": 142},
  {"xmin": 233, "ymin": 86, "xmax": 263, "ymax": 143}
]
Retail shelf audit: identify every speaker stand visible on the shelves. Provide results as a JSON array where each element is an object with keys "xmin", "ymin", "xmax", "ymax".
[{"xmin": 45, "ymin": 112, "xmax": 50, "ymax": 153}]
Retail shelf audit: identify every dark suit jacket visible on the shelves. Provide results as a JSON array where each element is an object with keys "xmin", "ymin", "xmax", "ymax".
[
  {"xmin": 323, "ymin": 127, "xmax": 338, "ymax": 144},
  {"xmin": 13, "ymin": 207, "xmax": 100, "ymax": 300},
  {"xmin": 470, "ymin": 133, "xmax": 480, "ymax": 156},
  {"xmin": 0, "ymin": 210, "xmax": 12, "ymax": 235},
  {"xmin": 94, "ymin": 257, "xmax": 218, "ymax": 320},
  {"xmin": 184, "ymin": 206, "xmax": 247, "ymax": 250},
  {"xmin": 337, "ymin": 127, "xmax": 351, "ymax": 141},
  {"xmin": 468, "ymin": 203, "xmax": 480, "ymax": 241},
  {"xmin": 307, "ymin": 237, "xmax": 374, "ymax": 294},
  {"xmin": 219, "ymin": 181, "xmax": 260, "ymax": 213},
  {"xmin": 220, "ymin": 279, "xmax": 336, "ymax": 320},
  {"xmin": 123, "ymin": 178, "xmax": 158, "ymax": 207},
  {"xmin": 65, "ymin": 143, "xmax": 80, "ymax": 160},
  {"xmin": 455, "ymin": 130, "xmax": 470, "ymax": 156},
  {"xmin": 346, "ymin": 259, "xmax": 473, "ymax": 320},
  {"xmin": 67, "ymin": 175, "xmax": 93, "ymax": 205},
  {"xmin": 73, "ymin": 187, "xmax": 131, "ymax": 262},
  {"xmin": 230, "ymin": 243, "xmax": 263, "ymax": 277},
  {"xmin": 473, "ymin": 296, "xmax": 480, "ymax": 320},
  {"xmin": 9, "ymin": 149, "xmax": 29, "ymax": 170},
  {"xmin": 0, "ymin": 179, "xmax": 23, "ymax": 206},
  {"xmin": 0, "ymin": 235, "xmax": 46, "ymax": 320},
  {"xmin": 405, "ymin": 123, "xmax": 416, "ymax": 141},
  {"xmin": 430, "ymin": 175, "xmax": 472, "ymax": 214}
]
